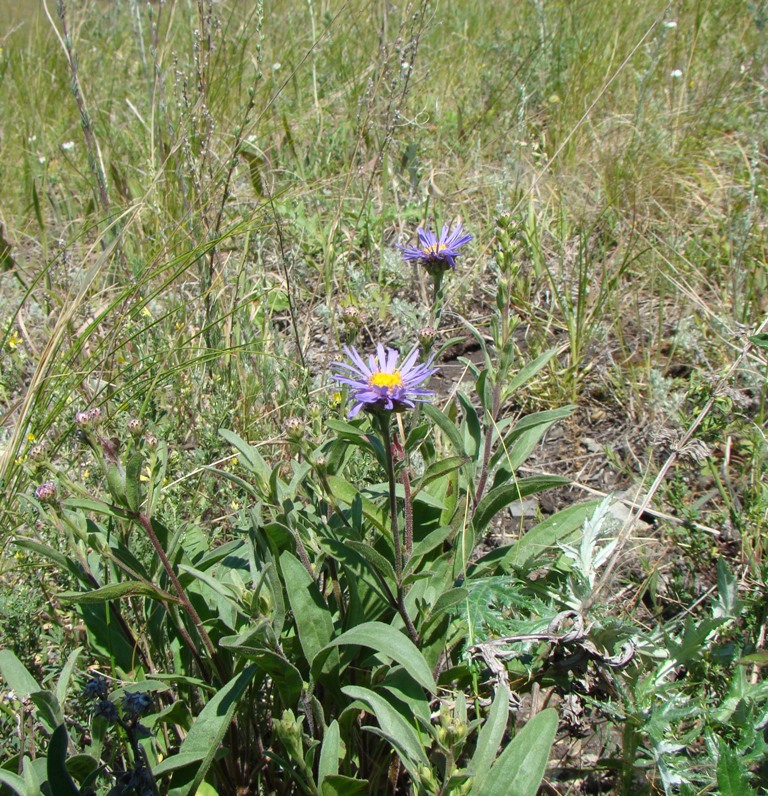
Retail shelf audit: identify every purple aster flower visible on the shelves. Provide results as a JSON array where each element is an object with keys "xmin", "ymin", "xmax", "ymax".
[
  {"xmin": 332, "ymin": 344, "xmax": 438, "ymax": 418},
  {"xmin": 397, "ymin": 222, "xmax": 472, "ymax": 270}
]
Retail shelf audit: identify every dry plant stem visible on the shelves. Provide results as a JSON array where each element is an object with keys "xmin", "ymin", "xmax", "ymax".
[
  {"xmin": 51, "ymin": 1, "xmax": 110, "ymax": 216},
  {"xmin": 267, "ymin": 195, "xmax": 307, "ymax": 371},
  {"xmin": 347, "ymin": 0, "xmax": 428, "ymax": 231},
  {"xmin": 584, "ymin": 324, "xmax": 768, "ymax": 612},
  {"xmin": 203, "ymin": 93, "xmax": 257, "ymax": 340},
  {"xmin": 508, "ymin": 15, "xmax": 661, "ymax": 221},
  {"xmin": 518, "ymin": 465, "xmax": 722, "ymax": 537},
  {"xmin": 135, "ymin": 511, "xmax": 228, "ymax": 683},
  {"xmin": 378, "ymin": 414, "xmax": 420, "ymax": 645}
]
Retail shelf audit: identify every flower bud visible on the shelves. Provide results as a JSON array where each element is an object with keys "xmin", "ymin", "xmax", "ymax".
[
  {"xmin": 446, "ymin": 716, "xmax": 467, "ymax": 745},
  {"xmin": 273, "ymin": 709, "xmax": 304, "ymax": 763},
  {"xmin": 75, "ymin": 411, "xmax": 91, "ymax": 429},
  {"xmin": 340, "ymin": 306, "xmax": 361, "ymax": 328},
  {"xmin": 34, "ymin": 481, "xmax": 57, "ymax": 504},
  {"xmin": 126, "ymin": 418, "xmax": 144, "ymax": 437},
  {"xmin": 87, "ymin": 407, "xmax": 103, "ymax": 426},
  {"xmin": 418, "ymin": 326, "xmax": 437, "ymax": 350},
  {"xmin": 145, "ymin": 434, "xmax": 159, "ymax": 450},
  {"xmin": 284, "ymin": 417, "xmax": 306, "ymax": 441},
  {"xmin": 416, "ymin": 764, "xmax": 440, "ymax": 793},
  {"xmin": 28, "ymin": 443, "xmax": 46, "ymax": 462}
]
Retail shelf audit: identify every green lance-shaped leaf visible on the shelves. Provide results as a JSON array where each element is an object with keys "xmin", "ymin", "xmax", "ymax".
[
  {"xmin": 473, "ymin": 708, "xmax": 557, "ymax": 796},
  {"xmin": 457, "ymin": 390, "xmax": 482, "ymax": 462},
  {"xmin": 412, "ymin": 455, "xmax": 469, "ymax": 496},
  {"xmin": 471, "ymin": 500, "xmax": 599, "ymax": 572},
  {"xmin": 314, "ymin": 621, "xmax": 436, "ymax": 693},
  {"xmin": 0, "ymin": 770, "xmax": 26, "ymax": 796},
  {"xmin": 342, "ymin": 686, "xmax": 428, "ymax": 776},
  {"xmin": 153, "ymin": 666, "xmax": 257, "ymax": 795},
  {"xmin": 0, "ymin": 652, "xmax": 63, "ymax": 732},
  {"xmin": 219, "ymin": 636, "xmax": 303, "ymax": 707},
  {"xmin": 317, "ymin": 720, "xmax": 342, "ymax": 789},
  {"xmin": 124, "ymin": 452, "xmax": 144, "ymax": 512},
  {"xmin": 219, "ymin": 428, "xmax": 272, "ymax": 488},
  {"xmin": 472, "ymin": 476, "xmax": 569, "ymax": 534},
  {"xmin": 22, "ymin": 756, "xmax": 43, "ymax": 796},
  {"xmin": 503, "ymin": 348, "xmax": 558, "ymax": 398},
  {"xmin": 749, "ymin": 332, "xmax": 768, "ymax": 349},
  {"xmin": 105, "ymin": 462, "xmax": 128, "ymax": 507},
  {"xmin": 61, "ymin": 497, "xmax": 132, "ymax": 520},
  {"xmin": 467, "ymin": 683, "xmax": 511, "ymax": 790},
  {"xmin": 0, "ymin": 649, "xmax": 41, "ymax": 697},
  {"xmin": 488, "ymin": 406, "xmax": 575, "ymax": 473},
  {"xmin": 403, "ymin": 525, "xmax": 454, "ymax": 579},
  {"xmin": 58, "ymin": 579, "xmax": 177, "ymax": 605},
  {"xmin": 345, "ymin": 541, "xmax": 397, "ymax": 587},
  {"xmin": 46, "ymin": 725, "xmax": 80, "ymax": 796},
  {"xmin": 320, "ymin": 775, "xmax": 369, "ymax": 796},
  {"xmin": 280, "ymin": 551, "xmax": 338, "ymax": 671},
  {"xmin": 325, "ymin": 475, "xmax": 387, "ymax": 532},
  {"xmin": 30, "ymin": 691, "xmax": 64, "ymax": 734},
  {"xmin": 423, "ymin": 403, "xmax": 466, "ymax": 457}
]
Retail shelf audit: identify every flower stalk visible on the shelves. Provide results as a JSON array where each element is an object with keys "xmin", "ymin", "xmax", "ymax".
[{"xmin": 377, "ymin": 413, "xmax": 420, "ymax": 646}]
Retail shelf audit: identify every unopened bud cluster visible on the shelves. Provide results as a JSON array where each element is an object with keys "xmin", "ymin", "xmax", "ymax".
[
  {"xmin": 436, "ymin": 707, "xmax": 467, "ymax": 748},
  {"xmin": 273, "ymin": 709, "xmax": 305, "ymax": 765}
]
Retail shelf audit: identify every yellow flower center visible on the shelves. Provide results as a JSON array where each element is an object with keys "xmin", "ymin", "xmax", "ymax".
[
  {"xmin": 423, "ymin": 243, "xmax": 447, "ymax": 256},
  {"xmin": 369, "ymin": 371, "xmax": 403, "ymax": 391}
]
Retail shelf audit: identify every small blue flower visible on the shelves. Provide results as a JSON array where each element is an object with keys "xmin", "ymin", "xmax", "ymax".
[
  {"xmin": 332, "ymin": 344, "xmax": 437, "ymax": 418},
  {"xmin": 83, "ymin": 676, "xmax": 109, "ymax": 701},
  {"xmin": 94, "ymin": 699, "xmax": 119, "ymax": 723},
  {"xmin": 123, "ymin": 691, "xmax": 153, "ymax": 717},
  {"xmin": 397, "ymin": 222, "xmax": 472, "ymax": 270}
]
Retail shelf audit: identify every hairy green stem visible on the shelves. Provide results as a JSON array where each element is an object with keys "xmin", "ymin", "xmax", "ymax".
[{"xmin": 378, "ymin": 414, "xmax": 420, "ymax": 645}]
